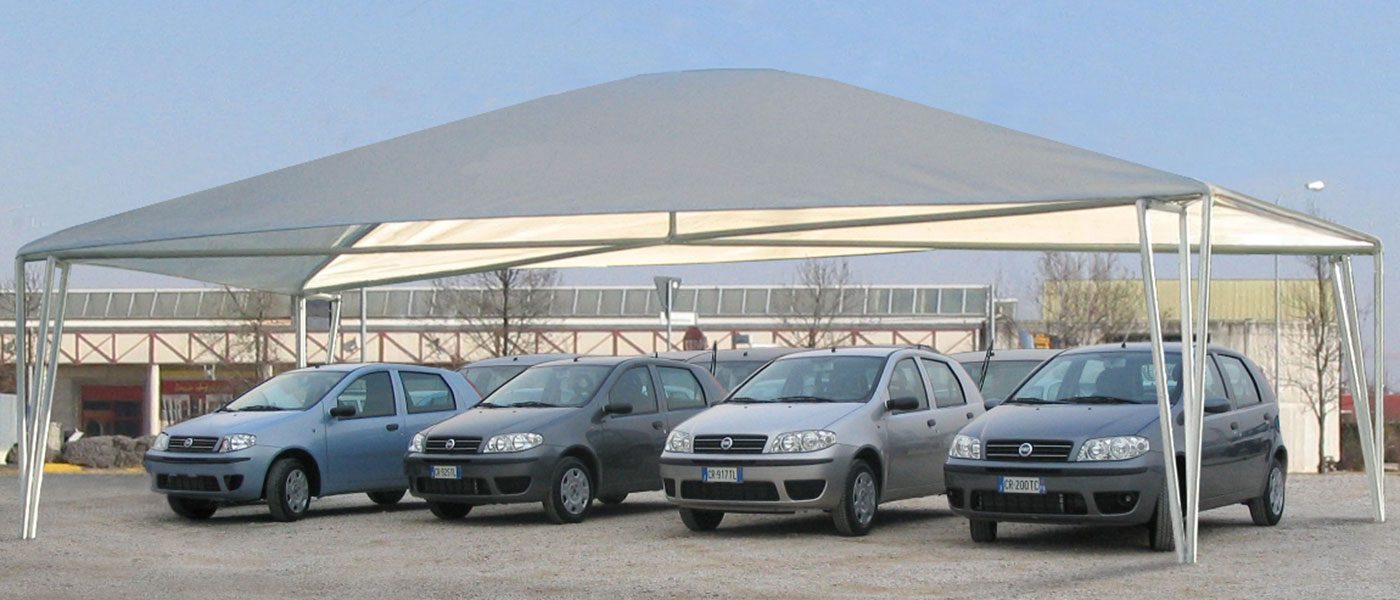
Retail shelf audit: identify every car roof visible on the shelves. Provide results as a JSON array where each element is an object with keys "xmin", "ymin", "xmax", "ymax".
[
  {"xmin": 535, "ymin": 355, "xmax": 662, "ymax": 368},
  {"xmin": 778, "ymin": 346, "xmax": 942, "ymax": 360},
  {"xmin": 1058, "ymin": 342, "xmax": 1238, "ymax": 355},
  {"xmin": 685, "ymin": 347, "xmax": 804, "ymax": 363},
  {"xmin": 949, "ymin": 349, "xmax": 1062, "ymax": 362},
  {"xmin": 461, "ymin": 353, "xmax": 578, "ymax": 368},
  {"xmin": 288, "ymin": 362, "xmax": 448, "ymax": 374}
]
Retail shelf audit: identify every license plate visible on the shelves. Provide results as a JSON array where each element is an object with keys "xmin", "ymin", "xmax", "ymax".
[
  {"xmin": 998, "ymin": 476, "xmax": 1044, "ymax": 494},
  {"xmin": 701, "ymin": 466, "xmax": 742, "ymax": 483},
  {"xmin": 431, "ymin": 465, "xmax": 461, "ymax": 480}
]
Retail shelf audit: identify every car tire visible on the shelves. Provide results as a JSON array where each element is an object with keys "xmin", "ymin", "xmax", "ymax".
[
  {"xmin": 832, "ymin": 460, "xmax": 879, "ymax": 537},
  {"xmin": 167, "ymin": 496, "xmax": 218, "ymax": 520},
  {"xmin": 367, "ymin": 490, "xmax": 406, "ymax": 506},
  {"xmin": 969, "ymin": 519, "xmax": 997, "ymax": 543},
  {"xmin": 265, "ymin": 457, "xmax": 313, "ymax": 522},
  {"xmin": 1247, "ymin": 458, "xmax": 1286, "ymax": 526},
  {"xmin": 1147, "ymin": 489, "xmax": 1175, "ymax": 552},
  {"xmin": 542, "ymin": 457, "xmax": 594, "ymax": 524},
  {"xmin": 427, "ymin": 501, "xmax": 472, "ymax": 520},
  {"xmin": 678, "ymin": 508, "xmax": 724, "ymax": 531},
  {"xmin": 597, "ymin": 493, "xmax": 628, "ymax": 505}
]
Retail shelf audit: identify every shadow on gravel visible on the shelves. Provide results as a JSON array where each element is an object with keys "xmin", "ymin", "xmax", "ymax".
[
  {"xmin": 429, "ymin": 500, "xmax": 675, "ymax": 527},
  {"xmin": 174, "ymin": 500, "xmax": 431, "ymax": 526},
  {"xmin": 703, "ymin": 506, "xmax": 954, "ymax": 538}
]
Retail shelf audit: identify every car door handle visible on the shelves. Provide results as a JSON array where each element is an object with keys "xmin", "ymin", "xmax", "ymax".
[
  {"xmin": 652, "ymin": 421, "xmax": 665, "ymax": 430},
  {"xmin": 926, "ymin": 419, "xmax": 937, "ymax": 428},
  {"xmin": 386, "ymin": 423, "xmax": 400, "ymax": 432},
  {"xmin": 1229, "ymin": 422, "xmax": 1239, "ymax": 431}
]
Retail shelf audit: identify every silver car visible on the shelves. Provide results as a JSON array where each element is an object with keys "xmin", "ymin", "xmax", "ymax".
[{"xmin": 659, "ymin": 346, "xmax": 985, "ymax": 536}]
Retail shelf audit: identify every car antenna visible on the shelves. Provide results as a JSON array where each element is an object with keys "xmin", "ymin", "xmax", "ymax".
[
  {"xmin": 710, "ymin": 341, "xmax": 719, "ymax": 374},
  {"xmin": 1120, "ymin": 333, "xmax": 1129, "ymax": 348},
  {"xmin": 977, "ymin": 334, "xmax": 994, "ymax": 391}
]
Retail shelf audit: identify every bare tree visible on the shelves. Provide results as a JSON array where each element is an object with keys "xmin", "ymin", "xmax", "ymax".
[
  {"xmin": 1282, "ymin": 255, "xmax": 1341, "ymax": 473},
  {"xmin": 780, "ymin": 259, "xmax": 853, "ymax": 348},
  {"xmin": 222, "ymin": 287, "xmax": 285, "ymax": 386},
  {"xmin": 1038, "ymin": 252, "xmax": 1139, "ymax": 346},
  {"xmin": 0, "ymin": 268, "xmax": 43, "ymax": 394},
  {"xmin": 432, "ymin": 269, "xmax": 559, "ymax": 358}
]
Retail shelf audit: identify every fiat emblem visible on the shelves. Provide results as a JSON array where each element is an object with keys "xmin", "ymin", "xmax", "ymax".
[
  {"xmin": 1018, "ymin": 443, "xmax": 1034, "ymax": 458},
  {"xmin": 444, "ymin": 439, "xmax": 456, "ymax": 450},
  {"xmin": 720, "ymin": 437, "xmax": 734, "ymax": 450},
  {"xmin": 182, "ymin": 438, "xmax": 193, "ymax": 448}
]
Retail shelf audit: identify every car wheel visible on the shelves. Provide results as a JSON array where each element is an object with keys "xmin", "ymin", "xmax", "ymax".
[
  {"xmin": 1147, "ymin": 489, "xmax": 1175, "ymax": 552},
  {"xmin": 678, "ymin": 508, "xmax": 724, "ymax": 531},
  {"xmin": 832, "ymin": 460, "xmax": 879, "ymax": 536},
  {"xmin": 969, "ymin": 519, "xmax": 997, "ymax": 543},
  {"xmin": 543, "ymin": 457, "xmax": 594, "ymax": 524},
  {"xmin": 265, "ymin": 458, "xmax": 312, "ymax": 522},
  {"xmin": 597, "ymin": 493, "xmax": 628, "ymax": 505},
  {"xmin": 1247, "ymin": 458, "xmax": 1286, "ymax": 526},
  {"xmin": 427, "ymin": 501, "xmax": 472, "ymax": 520},
  {"xmin": 167, "ymin": 496, "xmax": 218, "ymax": 520},
  {"xmin": 367, "ymin": 490, "xmax": 407, "ymax": 506}
]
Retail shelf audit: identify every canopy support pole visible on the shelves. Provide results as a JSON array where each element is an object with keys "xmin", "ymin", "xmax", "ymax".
[
  {"xmin": 294, "ymin": 295, "xmax": 307, "ymax": 368},
  {"xmin": 21, "ymin": 258, "xmax": 69, "ymax": 540},
  {"xmin": 1372, "ymin": 250, "xmax": 1386, "ymax": 521},
  {"xmin": 1185, "ymin": 193, "xmax": 1214, "ymax": 564},
  {"xmin": 359, "ymin": 288, "xmax": 368, "ymax": 363},
  {"xmin": 1175, "ymin": 202, "xmax": 1200, "ymax": 564},
  {"xmin": 326, "ymin": 295, "xmax": 342, "ymax": 363},
  {"xmin": 1136, "ymin": 200, "xmax": 1186, "ymax": 562},
  {"xmin": 1333, "ymin": 256, "xmax": 1384, "ymax": 520},
  {"xmin": 12, "ymin": 258, "xmax": 29, "ymax": 540}
]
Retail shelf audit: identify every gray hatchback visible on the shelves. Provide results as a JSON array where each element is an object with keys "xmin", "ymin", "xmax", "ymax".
[
  {"xmin": 945, "ymin": 343, "xmax": 1287, "ymax": 550},
  {"xmin": 404, "ymin": 356, "xmax": 725, "ymax": 523}
]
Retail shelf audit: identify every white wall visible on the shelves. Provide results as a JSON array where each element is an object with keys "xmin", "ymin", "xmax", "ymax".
[{"xmin": 0, "ymin": 394, "xmax": 15, "ymax": 465}]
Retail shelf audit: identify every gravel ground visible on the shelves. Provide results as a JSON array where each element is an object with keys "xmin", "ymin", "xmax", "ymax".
[{"xmin": 0, "ymin": 472, "xmax": 1395, "ymax": 599}]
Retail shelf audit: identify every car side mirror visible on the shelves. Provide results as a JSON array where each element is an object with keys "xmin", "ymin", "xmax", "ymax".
[
  {"xmin": 603, "ymin": 402, "xmax": 634, "ymax": 416},
  {"xmin": 983, "ymin": 399, "xmax": 999, "ymax": 412},
  {"xmin": 885, "ymin": 396, "xmax": 920, "ymax": 412},
  {"xmin": 1204, "ymin": 397, "xmax": 1231, "ymax": 414},
  {"xmin": 329, "ymin": 405, "xmax": 357, "ymax": 418}
]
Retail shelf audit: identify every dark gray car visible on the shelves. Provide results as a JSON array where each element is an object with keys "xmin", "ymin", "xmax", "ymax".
[
  {"xmin": 661, "ymin": 347, "xmax": 804, "ymax": 390},
  {"xmin": 404, "ymin": 356, "xmax": 725, "ymax": 523},
  {"xmin": 458, "ymin": 353, "xmax": 578, "ymax": 397},
  {"xmin": 951, "ymin": 349, "xmax": 1060, "ymax": 409},
  {"xmin": 945, "ymin": 343, "xmax": 1287, "ymax": 550}
]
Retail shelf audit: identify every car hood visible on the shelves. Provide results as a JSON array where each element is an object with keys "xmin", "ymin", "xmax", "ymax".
[
  {"xmin": 163, "ymin": 409, "xmax": 305, "ymax": 438},
  {"xmin": 425, "ymin": 406, "xmax": 577, "ymax": 438},
  {"xmin": 676, "ymin": 402, "xmax": 865, "ymax": 435},
  {"xmin": 963, "ymin": 403, "xmax": 1164, "ymax": 441}
]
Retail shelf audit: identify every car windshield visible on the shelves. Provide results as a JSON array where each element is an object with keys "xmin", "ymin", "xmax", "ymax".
[
  {"xmin": 960, "ymin": 360, "xmax": 1043, "ymax": 403},
  {"xmin": 222, "ymin": 371, "xmax": 347, "ymax": 412},
  {"xmin": 1006, "ymin": 350, "xmax": 1224, "ymax": 405},
  {"xmin": 482, "ymin": 364, "xmax": 612, "ymax": 408},
  {"xmin": 710, "ymin": 361, "xmax": 765, "ymax": 390},
  {"xmin": 461, "ymin": 365, "xmax": 528, "ymax": 397},
  {"xmin": 728, "ymin": 356, "xmax": 883, "ymax": 403}
]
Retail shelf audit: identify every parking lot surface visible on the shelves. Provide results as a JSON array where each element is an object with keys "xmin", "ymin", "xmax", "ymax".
[{"xmin": 0, "ymin": 472, "xmax": 1395, "ymax": 599}]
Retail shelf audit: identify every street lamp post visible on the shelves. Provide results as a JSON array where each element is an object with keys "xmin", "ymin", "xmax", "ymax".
[{"xmin": 1275, "ymin": 180, "xmax": 1326, "ymax": 398}]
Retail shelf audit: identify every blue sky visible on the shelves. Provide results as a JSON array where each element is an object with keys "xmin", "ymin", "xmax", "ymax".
[{"xmin": 2, "ymin": 2, "xmax": 1398, "ymax": 360}]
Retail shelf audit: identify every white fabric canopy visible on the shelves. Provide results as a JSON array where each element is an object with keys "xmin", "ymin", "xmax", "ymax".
[{"xmin": 18, "ymin": 69, "xmax": 1377, "ymax": 293}]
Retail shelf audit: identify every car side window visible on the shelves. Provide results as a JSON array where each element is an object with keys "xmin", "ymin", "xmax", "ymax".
[
  {"xmin": 657, "ymin": 366, "xmax": 706, "ymax": 411},
  {"xmin": 921, "ymin": 358, "xmax": 968, "ymax": 408},
  {"xmin": 1216, "ymin": 355, "xmax": 1263, "ymax": 408},
  {"xmin": 609, "ymin": 366, "xmax": 658, "ymax": 415},
  {"xmin": 336, "ymin": 372, "xmax": 396, "ymax": 418},
  {"xmin": 400, "ymin": 372, "xmax": 456, "ymax": 414},
  {"xmin": 886, "ymin": 358, "xmax": 929, "ymax": 411}
]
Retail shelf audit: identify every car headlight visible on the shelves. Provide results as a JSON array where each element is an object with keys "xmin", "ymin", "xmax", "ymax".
[
  {"xmin": 767, "ymin": 430, "xmax": 836, "ymax": 453},
  {"xmin": 483, "ymin": 433, "xmax": 543, "ymax": 453},
  {"xmin": 409, "ymin": 431, "xmax": 427, "ymax": 453},
  {"xmin": 666, "ymin": 430, "xmax": 693, "ymax": 453},
  {"xmin": 219, "ymin": 433, "xmax": 256, "ymax": 453},
  {"xmin": 1076, "ymin": 436, "xmax": 1150, "ymax": 461},
  {"xmin": 151, "ymin": 432, "xmax": 169, "ymax": 452},
  {"xmin": 949, "ymin": 434, "xmax": 982, "ymax": 460}
]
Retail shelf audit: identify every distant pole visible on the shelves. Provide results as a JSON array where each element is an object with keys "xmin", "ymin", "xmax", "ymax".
[
  {"xmin": 359, "ymin": 288, "xmax": 368, "ymax": 363},
  {"xmin": 654, "ymin": 276, "xmax": 682, "ymax": 352}
]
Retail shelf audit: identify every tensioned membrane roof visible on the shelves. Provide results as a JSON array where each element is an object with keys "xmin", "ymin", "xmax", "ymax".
[{"xmin": 18, "ymin": 69, "xmax": 1379, "ymax": 294}]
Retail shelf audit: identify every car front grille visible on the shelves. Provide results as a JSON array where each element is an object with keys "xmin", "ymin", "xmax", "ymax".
[
  {"xmin": 971, "ymin": 490, "xmax": 1087, "ymax": 515},
  {"xmin": 157, "ymin": 474, "xmax": 220, "ymax": 492},
  {"xmin": 165, "ymin": 436, "xmax": 220, "ymax": 453},
  {"xmin": 413, "ymin": 477, "xmax": 491, "ymax": 496},
  {"xmin": 680, "ymin": 480, "xmax": 780, "ymax": 501},
  {"xmin": 984, "ymin": 440, "xmax": 1074, "ymax": 462},
  {"xmin": 424, "ymin": 437, "xmax": 483, "ymax": 454},
  {"xmin": 693, "ymin": 435, "xmax": 768, "ymax": 454}
]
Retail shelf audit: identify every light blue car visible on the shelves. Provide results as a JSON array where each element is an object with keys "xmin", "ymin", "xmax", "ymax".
[{"xmin": 144, "ymin": 363, "xmax": 480, "ymax": 521}]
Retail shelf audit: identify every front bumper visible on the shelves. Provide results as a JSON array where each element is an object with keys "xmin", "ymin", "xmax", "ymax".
[
  {"xmin": 943, "ymin": 453, "xmax": 1164, "ymax": 526},
  {"xmin": 404, "ymin": 446, "xmax": 559, "ymax": 505},
  {"xmin": 658, "ymin": 445, "xmax": 855, "ymax": 513},
  {"xmin": 143, "ymin": 446, "xmax": 275, "ymax": 503}
]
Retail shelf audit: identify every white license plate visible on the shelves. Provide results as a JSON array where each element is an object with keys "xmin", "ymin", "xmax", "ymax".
[
  {"xmin": 998, "ymin": 476, "xmax": 1044, "ymax": 494},
  {"xmin": 431, "ymin": 465, "xmax": 461, "ymax": 480},
  {"xmin": 701, "ymin": 466, "xmax": 742, "ymax": 483}
]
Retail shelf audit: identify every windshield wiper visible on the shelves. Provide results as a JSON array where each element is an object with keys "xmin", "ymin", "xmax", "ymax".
[
  {"xmin": 1003, "ymin": 397, "xmax": 1058, "ymax": 405},
  {"xmin": 233, "ymin": 405, "xmax": 285, "ymax": 412},
  {"xmin": 725, "ymin": 396, "xmax": 763, "ymax": 404},
  {"xmin": 504, "ymin": 401, "xmax": 564, "ymax": 408},
  {"xmin": 772, "ymin": 395, "xmax": 841, "ymax": 403},
  {"xmin": 1062, "ymin": 395, "xmax": 1140, "ymax": 405},
  {"xmin": 476, "ymin": 403, "xmax": 505, "ymax": 409}
]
